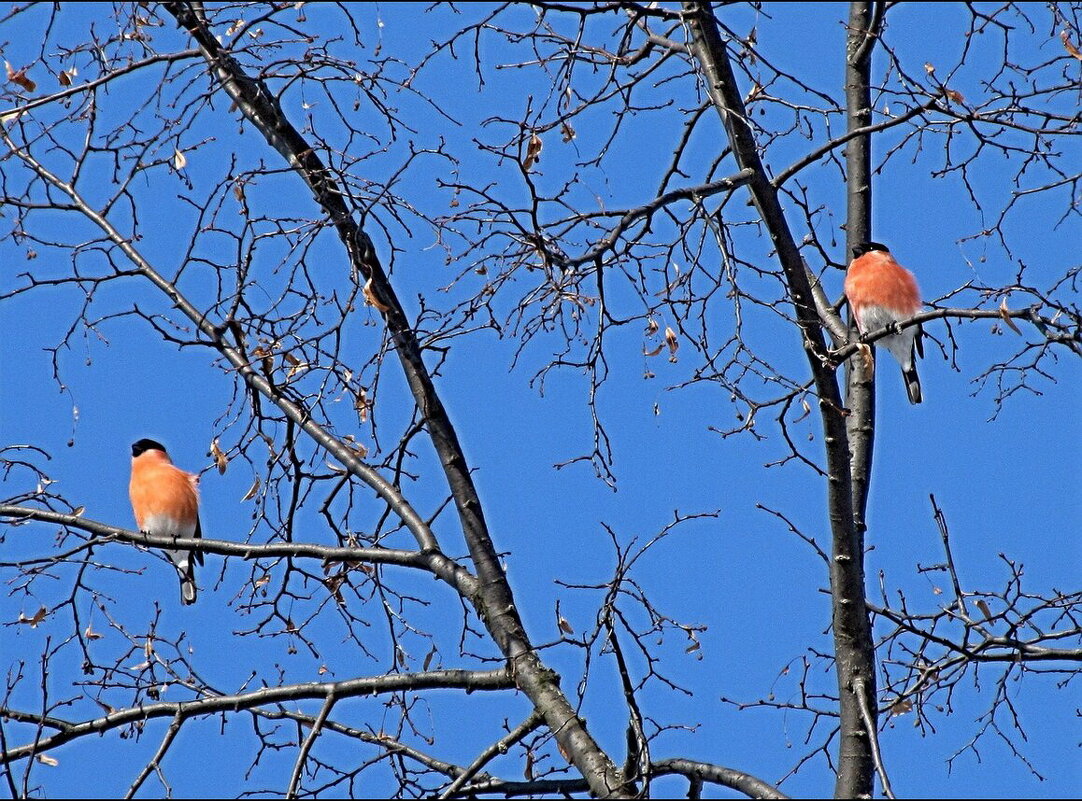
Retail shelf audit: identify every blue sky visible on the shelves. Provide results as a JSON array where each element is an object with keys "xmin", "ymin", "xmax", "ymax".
[{"xmin": 1, "ymin": 3, "xmax": 1079, "ymax": 798}]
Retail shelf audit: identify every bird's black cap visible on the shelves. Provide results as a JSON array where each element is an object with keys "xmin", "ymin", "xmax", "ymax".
[
  {"xmin": 132, "ymin": 438, "xmax": 167, "ymax": 457},
  {"xmin": 852, "ymin": 241, "xmax": 891, "ymax": 259}
]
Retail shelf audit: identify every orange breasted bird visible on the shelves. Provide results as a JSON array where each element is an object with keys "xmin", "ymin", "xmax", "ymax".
[
  {"xmin": 845, "ymin": 242, "xmax": 925, "ymax": 404},
  {"xmin": 129, "ymin": 438, "xmax": 204, "ymax": 604}
]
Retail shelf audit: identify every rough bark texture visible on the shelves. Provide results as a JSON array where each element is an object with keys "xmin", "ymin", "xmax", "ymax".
[
  {"xmin": 838, "ymin": 3, "xmax": 881, "ymax": 796},
  {"xmin": 682, "ymin": 3, "xmax": 878, "ymax": 796},
  {"xmin": 163, "ymin": 3, "xmax": 632, "ymax": 796}
]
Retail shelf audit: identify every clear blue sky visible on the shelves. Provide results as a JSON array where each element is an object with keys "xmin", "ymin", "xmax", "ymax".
[{"xmin": 1, "ymin": 3, "xmax": 1079, "ymax": 798}]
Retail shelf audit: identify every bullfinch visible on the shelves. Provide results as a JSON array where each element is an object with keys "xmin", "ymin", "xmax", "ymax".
[
  {"xmin": 844, "ymin": 242, "xmax": 924, "ymax": 404},
  {"xmin": 129, "ymin": 438, "xmax": 204, "ymax": 604}
]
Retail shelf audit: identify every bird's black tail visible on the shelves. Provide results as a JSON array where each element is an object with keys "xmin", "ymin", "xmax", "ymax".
[
  {"xmin": 178, "ymin": 560, "xmax": 198, "ymax": 605},
  {"xmin": 903, "ymin": 365, "xmax": 922, "ymax": 405}
]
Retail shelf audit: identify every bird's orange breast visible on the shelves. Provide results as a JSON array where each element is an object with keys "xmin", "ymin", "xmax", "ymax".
[
  {"xmin": 845, "ymin": 251, "xmax": 921, "ymax": 316},
  {"xmin": 129, "ymin": 458, "xmax": 199, "ymax": 529}
]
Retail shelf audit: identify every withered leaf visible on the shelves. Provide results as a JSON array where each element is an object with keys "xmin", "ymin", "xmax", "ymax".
[
  {"xmin": 84, "ymin": 625, "xmax": 104, "ymax": 641},
  {"xmin": 523, "ymin": 132, "xmax": 543, "ymax": 171},
  {"xmin": 664, "ymin": 326, "xmax": 679, "ymax": 362},
  {"xmin": 560, "ymin": 121, "xmax": 575, "ymax": 143},
  {"xmin": 58, "ymin": 69, "xmax": 73, "ymax": 87},
  {"xmin": 975, "ymin": 599, "xmax": 993, "ymax": 620},
  {"xmin": 643, "ymin": 343, "xmax": 664, "ymax": 358},
  {"xmin": 890, "ymin": 699, "xmax": 913, "ymax": 716},
  {"xmin": 558, "ymin": 616, "xmax": 574, "ymax": 635},
  {"xmin": 210, "ymin": 438, "xmax": 228, "ymax": 475},
  {"xmin": 241, "ymin": 474, "xmax": 260, "ymax": 502},
  {"xmin": 283, "ymin": 351, "xmax": 306, "ymax": 379},
  {"xmin": 363, "ymin": 278, "xmax": 390, "ymax": 312},
  {"xmin": 354, "ymin": 387, "xmax": 370, "ymax": 423},
  {"xmin": 342, "ymin": 434, "xmax": 369, "ymax": 459},
  {"xmin": 252, "ymin": 345, "xmax": 274, "ymax": 375},
  {"xmin": 5, "ymin": 62, "xmax": 36, "ymax": 92},
  {"xmin": 36, "ymin": 754, "xmax": 58, "ymax": 767},
  {"xmin": 18, "ymin": 606, "xmax": 47, "ymax": 627},
  {"xmin": 1062, "ymin": 30, "xmax": 1082, "ymax": 60},
  {"xmin": 173, "ymin": 148, "xmax": 187, "ymax": 170},
  {"xmin": 999, "ymin": 297, "xmax": 1022, "ymax": 335}
]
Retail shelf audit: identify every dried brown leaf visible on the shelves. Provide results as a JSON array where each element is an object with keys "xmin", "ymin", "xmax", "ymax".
[
  {"xmin": 6, "ymin": 62, "xmax": 36, "ymax": 92},
  {"xmin": 975, "ymin": 599, "xmax": 993, "ymax": 620},
  {"xmin": 643, "ymin": 343, "xmax": 664, "ymax": 358},
  {"xmin": 173, "ymin": 148, "xmax": 187, "ymax": 170},
  {"xmin": 558, "ymin": 616, "xmax": 574, "ymax": 635},
  {"xmin": 999, "ymin": 297, "xmax": 1022, "ymax": 335},
  {"xmin": 18, "ymin": 606, "xmax": 47, "ymax": 627},
  {"xmin": 342, "ymin": 434, "xmax": 369, "ymax": 459},
  {"xmin": 363, "ymin": 278, "xmax": 390, "ymax": 312},
  {"xmin": 252, "ymin": 345, "xmax": 274, "ymax": 375},
  {"xmin": 664, "ymin": 326, "xmax": 679, "ymax": 362},
  {"xmin": 58, "ymin": 69, "xmax": 72, "ymax": 87},
  {"xmin": 241, "ymin": 475, "xmax": 260, "ymax": 502},
  {"xmin": 84, "ymin": 625, "xmax": 104, "ymax": 641},
  {"xmin": 890, "ymin": 699, "xmax": 913, "ymax": 716},
  {"xmin": 210, "ymin": 438, "xmax": 228, "ymax": 475},
  {"xmin": 283, "ymin": 351, "xmax": 306, "ymax": 378},
  {"xmin": 523, "ymin": 132, "xmax": 543, "ymax": 171},
  {"xmin": 1062, "ymin": 30, "xmax": 1082, "ymax": 60},
  {"xmin": 355, "ymin": 387, "xmax": 371, "ymax": 423}
]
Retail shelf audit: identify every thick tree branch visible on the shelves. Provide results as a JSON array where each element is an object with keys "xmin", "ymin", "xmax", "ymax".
[
  {"xmin": 1, "ymin": 667, "xmax": 512, "ymax": 764},
  {"xmin": 682, "ymin": 4, "xmax": 877, "ymax": 796},
  {"xmin": 159, "ymin": 3, "xmax": 631, "ymax": 795}
]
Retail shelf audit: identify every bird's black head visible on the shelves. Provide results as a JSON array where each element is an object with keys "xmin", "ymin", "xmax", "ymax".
[
  {"xmin": 132, "ymin": 438, "xmax": 167, "ymax": 458},
  {"xmin": 852, "ymin": 241, "xmax": 890, "ymax": 259}
]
